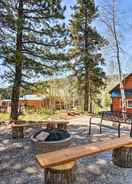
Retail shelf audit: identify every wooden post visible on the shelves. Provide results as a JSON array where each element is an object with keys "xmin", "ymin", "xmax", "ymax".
[
  {"xmin": 88, "ymin": 117, "xmax": 92, "ymax": 135},
  {"xmin": 99, "ymin": 113, "xmax": 103, "ymax": 134},
  {"xmin": 130, "ymin": 121, "xmax": 132, "ymax": 138},
  {"xmin": 117, "ymin": 122, "xmax": 121, "ymax": 137},
  {"xmin": 12, "ymin": 127, "xmax": 24, "ymax": 139}
]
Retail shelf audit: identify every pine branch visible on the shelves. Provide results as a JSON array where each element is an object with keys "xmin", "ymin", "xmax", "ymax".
[
  {"xmin": 22, "ymin": 41, "xmax": 59, "ymax": 47},
  {"xmin": 24, "ymin": 14, "xmax": 64, "ymax": 20},
  {"xmin": 23, "ymin": 27, "xmax": 53, "ymax": 35}
]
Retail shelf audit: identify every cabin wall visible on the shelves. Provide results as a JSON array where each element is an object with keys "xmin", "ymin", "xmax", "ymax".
[
  {"xmin": 22, "ymin": 99, "xmax": 64, "ymax": 109},
  {"xmin": 0, "ymin": 98, "xmax": 65, "ymax": 112},
  {"xmin": 111, "ymin": 74, "xmax": 132, "ymax": 113},
  {"xmin": 22, "ymin": 100, "xmax": 43, "ymax": 109},
  {"xmin": 112, "ymin": 97, "xmax": 132, "ymax": 113},
  {"xmin": 112, "ymin": 97, "xmax": 120, "ymax": 112}
]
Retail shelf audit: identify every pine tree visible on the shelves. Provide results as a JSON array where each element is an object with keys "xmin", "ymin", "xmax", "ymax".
[
  {"xmin": 0, "ymin": 0, "xmax": 67, "ymax": 120},
  {"xmin": 69, "ymin": 0, "xmax": 107, "ymax": 112}
]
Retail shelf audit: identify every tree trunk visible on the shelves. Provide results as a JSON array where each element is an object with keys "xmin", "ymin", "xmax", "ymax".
[
  {"xmin": 112, "ymin": 0, "xmax": 126, "ymax": 113},
  {"xmin": 89, "ymin": 98, "xmax": 93, "ymax": 113},
  {"xmin": 84, "ymin": 69, "xmax": 89, "ymax": 111},
  {"xmin": 83, "ymin": 2, "xmax": 89, "ymax": 112},
  {"xmin": 10, "ymin": 0, "xmax": 23, "ymax": 120},
  {"xmin": 89, "ymin": 81, "xmax": 93, "ymax": 113}
]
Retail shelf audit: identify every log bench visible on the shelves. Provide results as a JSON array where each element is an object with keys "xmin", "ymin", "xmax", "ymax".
[
  {"xmin": 11, "ymin": 120, "xmax": 69, "ymax": 139},
  {"xmin": 88, "ymin": 111, "xmax": 132, "ymax": 137},
  {"xmin": 36, "ymin": 136, "xmax": 132, "ymax": 183}
]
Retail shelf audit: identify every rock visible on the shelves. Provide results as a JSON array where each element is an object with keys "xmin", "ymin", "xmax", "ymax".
[{"xmin": 36, "ymin": 131, "xmax": 49, "ymax": 141}]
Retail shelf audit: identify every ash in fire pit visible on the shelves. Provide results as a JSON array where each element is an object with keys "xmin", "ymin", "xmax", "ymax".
[
  {"xmin": 34, "ymin": 128, "xmax": 71, "ymax": 142},
  {"xmin": 31, "ymin": 128, "xmax": 72, "ymax": 153}
]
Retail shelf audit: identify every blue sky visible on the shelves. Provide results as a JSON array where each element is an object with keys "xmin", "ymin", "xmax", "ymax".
[
  {"xmin": 0, "ymin": 0, "xmax": 132, "ymax": 87},
  {"xmin": 63, "ymin": 0, "xmax": 132, "ymax": 75}
]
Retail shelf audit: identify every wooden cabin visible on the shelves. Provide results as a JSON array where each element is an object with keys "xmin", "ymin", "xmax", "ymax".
[
  {"xmin": 110, "ymin": 73, "xmax": 132, "ymax": 113},
  {"xmin": 1, "ymin": 95, "xmax": 65, "ymax": 112},
  {"xmin": 0, "ymin": 99, "xmax": 11, "ymax": 113},
  {"xmin": 21, "ymin": 95, "xmax": 44, "ymax": 109}
]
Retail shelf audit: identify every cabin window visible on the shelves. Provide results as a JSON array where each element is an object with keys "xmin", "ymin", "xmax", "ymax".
[{"xmin": 127, "ymin": 100, "xmax": 132, "ymax": 108}]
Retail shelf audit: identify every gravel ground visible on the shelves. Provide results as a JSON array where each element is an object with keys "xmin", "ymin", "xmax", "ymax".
[{"xmin": 0, "ymin": 116, "xmax": 132, "ymax": 184}]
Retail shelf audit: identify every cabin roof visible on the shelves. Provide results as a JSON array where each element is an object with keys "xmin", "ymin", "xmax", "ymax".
[
  {"xmin": 111, "ymin": 89, "xmax": 132, "ymax": 97},
  {"xmin": 2, "ymin": 99, "xmax": 11, "ymax": 102},
  {"xmin": 22, "ymin": 95, "xmax": 45, "ymax": 100},
  {"xmin": 2, "ymin": 95, "xmax": 45, "ymax": 101},
  {"xmin": 109, "ymin": 73, "xmax": 132, "ymax": 94}
]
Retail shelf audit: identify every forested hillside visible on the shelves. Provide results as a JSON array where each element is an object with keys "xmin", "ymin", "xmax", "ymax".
[{"xmin": 0, "ymin": 74, "xmax": 126, "ymax": 112}]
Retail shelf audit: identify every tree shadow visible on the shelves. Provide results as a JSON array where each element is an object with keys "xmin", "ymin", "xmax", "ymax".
[{"xmin": 0, "ymin": 123, "xmax": 131, "ymax": 184}]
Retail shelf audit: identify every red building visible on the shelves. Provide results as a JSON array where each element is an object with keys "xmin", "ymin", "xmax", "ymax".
[
  {"xmin": 1, "ymin": 95, "xmax": 65, "ymax": 112},
  {"xmin": 110, "ymin": 73, "xmax": 132, "ymax": 113}
]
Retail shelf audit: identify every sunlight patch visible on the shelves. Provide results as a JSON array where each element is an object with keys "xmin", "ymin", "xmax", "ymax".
[{"xmin": 24, "ymin": 167, "xmax": 37, "ymax": 174}]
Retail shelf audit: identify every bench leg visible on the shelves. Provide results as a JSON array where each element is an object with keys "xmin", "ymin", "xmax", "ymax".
[
  {"xmin": 44, "ymin": 169, "xmax": 47, "ymax": 184},
  {"xmin": 44, "ymin": 168, "xmax": 51, "ymax": 184},
  {"xmin": 44, "ymin": 164, "xmax": 75, "ymax": 184},
  {"xmin": 64, "ymin": 169, "xmax": 73, "ymax": 184},
  {"xmin": 12, "ymin": 127, "xmax": 24, "ymax": 139}
]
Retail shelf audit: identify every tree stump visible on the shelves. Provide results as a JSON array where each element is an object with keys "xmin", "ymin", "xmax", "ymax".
[
  {"xmin": 45, "ymin": 161, "xmax": 76, "ymax": 184},
  {"xmin": 58, "ymin": 123, "xmax": 67, "ymax": 130},
  {"xmin": 112, "ymin": 144, "xmax": 132, "ymax": 168},
  {"xmin": 12, "ymin": 127, "xmax": 24, "ymax": 139}
]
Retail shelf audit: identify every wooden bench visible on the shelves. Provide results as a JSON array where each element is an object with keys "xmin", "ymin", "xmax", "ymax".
[
  {"xmin": 11, "ymin": 120, "xmax": 69, "ymax": 139},
  {"xmin": 88, "ymin": 111, "xmax": 132, "ymax": 137},
  {"xmin": 36, "ymin": 136, "xmax": 132, "ymax": 168},
  {"xmin": 36, "ymin": 136, "xmax": 132, "ymax": 183}
]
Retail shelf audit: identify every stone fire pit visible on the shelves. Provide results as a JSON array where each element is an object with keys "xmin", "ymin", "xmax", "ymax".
[{"xmin": 31, "ymin": 128, "xmax": 72, "ymax": 153}]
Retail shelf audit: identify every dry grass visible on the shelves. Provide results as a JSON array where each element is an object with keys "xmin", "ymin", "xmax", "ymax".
[
  {"xmin": 0, "ymin": 113, "xmax": 10, "ymax": 121},
  {"xmin": 0, "ymin": 110, "xmax": 80, "ymax": 122},
  {"xmin": 0, "ymin": 112, "xmax": 50, "ymax": 121}
]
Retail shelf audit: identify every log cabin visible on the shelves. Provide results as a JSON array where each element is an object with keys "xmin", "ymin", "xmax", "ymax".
[
  {"xmin": 1, "ymin": 94, "xmax": 65, "ymax": 112},
  {"xmin": 110, "ymin": 73, "xmax": 132, "ymax": 113}
]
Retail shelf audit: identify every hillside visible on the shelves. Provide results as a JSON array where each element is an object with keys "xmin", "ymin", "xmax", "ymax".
[{"xmin": 0, "ymin": 74, "xmax": 128, "ymax": 112}]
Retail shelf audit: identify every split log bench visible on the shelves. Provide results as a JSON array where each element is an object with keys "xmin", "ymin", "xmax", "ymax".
[
  {"xmin": 36, "ymin": 136, "xmax": 132, "ymax": 184},
  {"xmin": 11, "ymin": 120, "xmax": 69, "ymax": 139},
  {"xmin": 88, "ymin": 111, "xmax": 132, "ymax": 137}
]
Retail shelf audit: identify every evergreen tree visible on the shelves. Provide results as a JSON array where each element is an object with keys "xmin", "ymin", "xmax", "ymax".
[
  {"xmin": 0, "ymin": 0, "xmax": 67, "ymax": 120},
  {"xmin": 69, "ymin": 0, "xmax": 107, "ymax": 112}
]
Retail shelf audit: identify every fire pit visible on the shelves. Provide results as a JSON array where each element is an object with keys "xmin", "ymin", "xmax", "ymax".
[{"xmin": 31, "ymin": 128, "xmax": 72, "ymax": 153}]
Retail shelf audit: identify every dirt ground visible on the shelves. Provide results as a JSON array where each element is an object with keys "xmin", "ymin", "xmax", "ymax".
[{"xmin": 0, "ymin": 115, "xmax": 132, "ymax": 184}]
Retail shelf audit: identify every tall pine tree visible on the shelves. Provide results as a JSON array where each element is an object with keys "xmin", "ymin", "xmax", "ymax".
[
  {"xmin": 0, "ymin": 0, "xmax": 67, "ymax": 120},
  {"xmin": 69, "ymin": 0, "xmax": 107, "ymax": 112}
]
